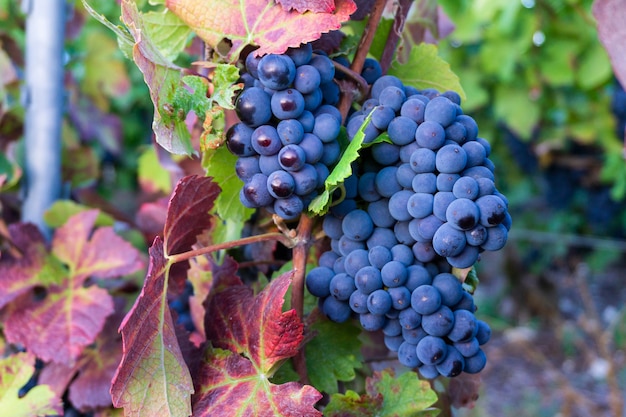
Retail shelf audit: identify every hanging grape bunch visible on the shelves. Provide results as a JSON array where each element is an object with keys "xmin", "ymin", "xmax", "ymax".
[
  {"xmin": 228, "ymin": 43, "xmax": 511, "ymax": 379},
  {"xmin": 226, "ymin": 43, "xmax": 344, "ymax": 220}
]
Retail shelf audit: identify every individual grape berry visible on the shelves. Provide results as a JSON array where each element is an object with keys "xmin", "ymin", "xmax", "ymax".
[
  {"xmin": 342, "ymin": 209, "xmax": 374, "ymax": 241},
  {"xmin": 309, "ymin": 54, "xmax": 335, "ymax": 84},
  {"xmin": 452, "ymin": 176, "xmax": 480, "ymax": 200},
  {"xmin": 418, "ymin": 364, "xmax": 440, "ymax": 379},
  {"xmin": 251, "ymin": 125, "xmax": 282, "ymax": 156},
  {"xmin": 407, "ymin": 193, "xmax": 434, "ymax": 219},
  {"xmin": 267, "ymin": 170, "xmax": 295, "ymax": 198},
  {"xmin": 448, "ymin": 309, "xmax": 478, "ymax": 342},
  {"xmin": 368, "ymin": 245, "xmax": 392, "ymax": 269},
  {"xmin": 226, "ymin": 123, "xmax": 256, "ymax": 156},
  {"xmin": 432, "ymin": 273, "xmax": 464, "ymax": 306},
  {"xmin": 463, "ymin": 349, "xmax": 487, "ymax": 374},
  {"xmin": 388, "ymin": 116, "xmax": 418, "ymax": 146},
  {"xmin": 371, "ymin": 75, "xmax": 404, "ymax": 99},
  {"xmin": 411, "ymin": 285, "xmax": 442, "ymax": 315},
  {"xmin": 235, "ymin": 156, "xmax": 261, "ymax": 181},
  {"xmin": 436, "ymin": 345, "xmax": 465, "ymax": 377},
  {"xmin": 367, "ymin": 289, "xmax": 393, "ymax": 315},
  {"xmin": 388, "ymin": 190, "xmax": 413, "ymax": 221},
  {"xmin": 271, "ymin": 88, "xmax": 305, "ymax": 119},
  {"xmin": 355, "ymin": 266, "xmax": 383, "ymax": 294},
  {"xmin": 294, "ymin": 64, "xmax": 321, "ymax": 94},
  {"xmin": 236, "ymin": 87, "xmax": 272, "ymax": 127},
  {"xmin": 278, "ymin": 144, "xmax": 307, "ymax": 172},
  {"xmin": 305, "ymin": 266, "xmax": 335, "ymax": 297},
  {"xmin": 447, "ymin": 245, "xmax": 480, "ymax": 268},
  {"xmin": 475, "ymin": 320, "xmax": 491, "ymax": 345},
  {"xmin": 415, "ymin": 120, "xmax": 446, "ymax": 150},
  {"xmin": 361, "ymin": 57, "xmax": 382, "ymax": 84},
  {"xmin": 398, "ymin": 341, "xmax": 421, "ymax": 368},
  {"xmin": 323, "ymin": 296, "xmax": 352, "ymax": 323},
  {"xmin": 436, "ymin": 143, "xmax": 467, "ymax": 173},
  {"xmin": 277, "ymin": 119, "xmax": 304, "ymax": 145},
  {"xmin": 330, "ymin": 273, "xmax": 356, "ymax": 301},
  {"xmin": 257, "ymin": 54, "xmax": 296, "ymax": 90},
  {"xmin": 406, "ymin": 265, "xmax": 432, "ymax": 291},
  {"xmin": 384, "ymin": 335, "xmax": 404, "ymax": 352},
  {"xmin": 359, "ymin": 312, "xmax": 387, "ymax": 331},
  {"xmin": 446, "ymin": 198, "xmax": 480, "ymax": 231},
  {"xmin": 286, "ymin": 43, "xmax": 313, "ymax": 66},
  {"xmin": 245, "ymin": 52, "xmax": 262, "ymax": 78},
  {"xmin": 401, "ymin": 98, "xmax": 426, "ymax": 123},
  {"xmin": 291, "ymin": 163, "xmax": 318, "ymax": 195},
  {"xmin": 481, "ymin": 224, "xmax": 508, "ymax": 251},
  {"xmin": 421, "ymin": 305, "xmax": 455, "ymax": 337},
  {"xmin": 454, "ymin": 338, "xmax": 480, "ymax": 358},
  {"xmin": 399, "ymin": 307, "xmax": 422, "ymax": 329},
  {"xmin": 381, "ymin": 260, "xmax": 408, "ymax": 287},
  {"xmin": 416, "ymin": 335, "xmax": 448, "ymax": 365},
  {"xmin": 313, "ymin": 113, "xmax": 341, "ymax": 143},
  {"xmin": 344, "ymin": 249, "xmax": 370, "ymax": 277},
  {"xmin": 388, "ymin": 286, "xmax": 411, "ymax": 310},
  {"xmin": 299, "ymin": 133, "xmax": 324, "ymax": 164},
  {"xmin": 476, "ymin": 195, "xmax": 507, "ymax": 226},
  {"xmin": 378, "ymin": 86, "xmax": 406, "ymax": 112},
  {"xmin": 243, "ymin": 173, "xmax": 274, "ymax": 207},
  {"xmin": 424, "ymin": 96, "xmax": 458, "ymax": 127},
  {"xmin": 349, "ymin": 290, "xmax": 369, "ymax": 314},
  {"xmin": 370, "ymin": 105, "xmax": 396, "ymax": 130}
]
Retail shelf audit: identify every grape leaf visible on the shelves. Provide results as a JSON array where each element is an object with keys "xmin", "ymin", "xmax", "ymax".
[
  {"xmin": 195, "ymin": 271, "xmax": 322, "ymax": 415},
  {"xmin": 142, "ymin": 8, "xmax": 193, "ymax": 61},
  {"xmin": 0, "ymin": 223, "xmax": 54, "ymax": 309},
  {"xmin": 119, "ymin": 0, "xmax": 190, "ymax": 155},
  {"xmin": 203, "ymin": 146, "xmax": 254, "ymax": 224},
  {"xmin": 165, "ymin": 0, "xmax": 357, "ymax": 61},
  {"xmin": 276, "ymin": 0, "xmax": 335, "ymax": 13},
  {"xmin": 305, "ymin": 313, "xmax": 363, "ymax": 394},
  {"xmin": 111, "ymin": 238, "xmax": 194, "ymax": 417},
  {"xmin": 593, "ymin": 0, "xmax": 626, "ymax": 88},
  {"xmin": 388, "ymin": 43, "xmax": 465, "ymax": 101},
  {"xmin": 111, "ymin": 176, "xmax": 220, "ymax": 416},
  {"xmin": 138, "ymin": 146, "xmax": 174, "ymax": 195},
  {"xmin": 2, "ymin": 211, "xmax": 143, "ymax": 365},
  {"xmin": 0, "ymin": 352, "xmax": 63, "ymax": 417},
  {"xmin": 43, "ymin": 200, "xmax": 115, "ymax": 228},
  {"xmin": 325, "ymin": 370, "xmax": 439, "ymax": 417},
  {"xmin": 308, "ymin": 115, "xmax": 376, "ymax": 215}
]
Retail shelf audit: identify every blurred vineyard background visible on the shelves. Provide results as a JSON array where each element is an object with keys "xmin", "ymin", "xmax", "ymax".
[{"xmin": 1, "ymin": 0, "xmax": 625, "ymax": 416}]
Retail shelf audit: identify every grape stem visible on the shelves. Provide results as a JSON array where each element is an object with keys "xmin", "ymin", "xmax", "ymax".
[
  {"xmin": 166, "ymin": 232, "xmax": 295, "ymax": 264},
  {"xmin": 379, "ymin": 0, "xmax": 415, "ymax": 74},
  {"xmin": 336, "ymin": 0, "xmax": 387, "ymax": 122},
  {"xmin": 290, "ymin": 214, "xmax": 314, "ymax": 383}
]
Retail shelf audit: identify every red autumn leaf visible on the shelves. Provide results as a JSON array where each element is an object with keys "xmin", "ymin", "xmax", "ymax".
[
  {"xmin": 111, "ymin": 176, "xmax": 220, "ymax": 416},
  {"xmin": 0, "ymin": 223, "xmax": 48, "ymax": 309},
  {"xmin": 52, "ymin": 210, "xmax": 144, "ymax": 281},
  {"xmin": 3, "ymin": 211, "xmax": 143, "ymax": 366},
  {"xmin": 39, "ymin": 299, "xmax": 126, "ymax": 412},
  {"xmin": 194, "ymin": 271, "xmax": 321, "ymax": 416},
  {"xmin": 165, "ymin": 0, "xmax": 357, "ymax": 60},
  {"xmin": 164, "ymin": 175, "xmax": 220, "ymax": 256},
  {"xmin": 110, "ymin": 238, "xmax": 194, "ymax": 417},
  {"xmin": 593, "ymin": 0, "xmax": 626, "ymax": 88},
  {"xmin": 276, "ymin": 0, "xmax": 335, "ymax": 13}
]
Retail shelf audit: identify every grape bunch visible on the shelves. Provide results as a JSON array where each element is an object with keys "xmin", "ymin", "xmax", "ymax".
[
  {"xmin": 306, "ymin": 72, "xmax": 511, "ymax": 378},
  {"xmin": 226, "ymin": 44, "xmax": 344, "ymax": 220}
]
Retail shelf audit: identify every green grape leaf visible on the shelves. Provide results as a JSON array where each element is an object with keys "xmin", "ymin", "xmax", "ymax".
[
  {"xmin": 0, "ymin": 353, "xmax": 63, "ymax": 417},
  {"xmin": 203, "ymin": 146, "xmax": 254, "ymax": 224},
  {"xmin": 81, "ymin": 0, "xmax": 134, "ymax": 58},
  {"xmin": 120, "ymin": 0, "xmax": 191, "ymax": 155},
  {"xmin": 308, "ymin": 113, "xmax": 375, "ymax": 215},
  {"xmin": 388, "ymin": 43, "xmax": 465, "ymax": 100},
  {"xmin": 165, "ymin": 0, "xmax": 357, "ymax": 61},
  {"xmin": 142, "ymin": 8, "xmax": 192, "ymax": 61},
  {"xmin": 211, "ymin": 64, "xmax": 242, "ymax": 110},
  {"xmin": 325, "ymin": 370, "xmax": 439, "ymax": 416},
  {"xmin": 305, "ymin": 313, "xmax": 363, "ymax": 394},
  {"xmin": 43, "ymin": 200, "xmax": 116, "ymax": 228},
  {"xmin": 493, "ymin": 85, "xmax": 539, "ymax": 140}
]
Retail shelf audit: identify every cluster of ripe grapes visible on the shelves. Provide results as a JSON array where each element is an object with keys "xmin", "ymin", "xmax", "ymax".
[{"xmin": 228, "ymin": 44, "xmax": 511, "ymax": 378}]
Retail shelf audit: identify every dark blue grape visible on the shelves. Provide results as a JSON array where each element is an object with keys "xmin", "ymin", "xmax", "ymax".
[
  {"xmin": 446, "ymin": 198, "xmax": 480, "ymax": 231},
  {"xmin": 367, "ymin": 227, "xmax": 399, "ymax": 249},
  {"xmin": 371, "ymin": 75, "xmax": 404, "ymax": 100},
  {"xmin": 321, "ymin": 141, "xmax": 341, "ymax": 166},
  {"xmin": 320, "ymin": 81, "xmax": 340, "ymax": 105},
  {"xmin": 463, "ymin": 349, "xmax": 487, "ymax": 374},
  {"xmin": 344, "ymin": 249, "xmax": 370, "ymax": 277},
  {"xmin": 360, "ymin": 312, "xmax": 387, "ymax": 331},
  {"xmin": 441, "ymin": 90, "xmax": 461, "ymax": 105},
  {"xmin": 375, "ymin": 167, "xmax": 402, "ymax": 198},
  {"xmin": 424, "ymin": 96, "xmax": 457, "ymax": 127},
  {"xmin": 421, "ymin": 305, "xmax": 455, "ymax": 337},
  {"xmin": 257, "ymin": 54, "xmax": 296, "ymax": 90},
  {"xmin": 388, "ymin": 116, "xmax": 418, "ymax": 146},
  {"xmin": 415, "ymin": 120, "xmax": 446, "ymax": 150},
  {"xmin": 407, "ymin": 193, "xmax": 434, "ymax": 219},
  {"xmin": 306, "ymin": 266, "xmax": 335, "ymax": 297},
  {"xmin": 271, "ymin": 88, "xmax": 305, "ymax": 119},
  {"xmin": 411, "ymin": 173, "xmax": 437, "ymax": 194},
  {"xmin": 389, "ymin": 190, "xmax": 413, "ymax": 222},
  {"xmin": 346, "ymin": 114, "xmax": 380, "ymax": 142},
  {"xmin": 368, "ymin": 245, "xmax": 392, "ymax": 269},
  {"xmin": 236, "ymin": 87, "xmax": 272, "ymax": 127},
  {"xmin": 330, "ymin": 273, "xmax": 356, "ymax": 300},
  {"xmin": 245, "ymin": 52, "xmax": 262, "ymax": 78},
  {"xmin": 243, "ymin": 173, "xmax": 274, "ymax": 207},
  {"xmin": 298, "ymin": 110, "xmax": 315, "ymax": 132},
  {"xmin": 323, "ymin": 214, "xmax": 343, "ymax": 239},
  {"xmin": 388, "ymin": 286, "xmax": 411, "ymax": 310},
  {"xmin": 323, "ymin": 296, "xmax": 352, "ymax": 322},
  {"xmin": 436, "ymin": 173, "xmax": 460, "ymax": 192},
  {"xmin": 286, "ymin": 43, "xmax": 313, "ymax": 66},
  {"xmin": 235, "ymin": 156, "xmax": 261, "ymax": 181},
  {"xmin": 294, "ymin": 64, "xmax": 321, "ymax": 94},
  {"xmin": 433, "ymin": 191, "xmax": 455, "ymax": 222},
  {"xmin": 395, "ymin": 163, "xmax": 415, "ymax": 189},
  {"xmin": 448, "ymin": 309, "xmax": 478, "ymax": 342},
  {"xmin": 267, "ymin": 170, "xmax": 295, "ymax": 198},
  {"xmin": 391, "ymin": 244, "xmax": 414, "ymax": 265},
  {"xmin": 309, "ymin": 54, "xmax": 335, "ymax": 84},
  {"xmin": 452, "ymin": 176, "xmax": 479, "ymax": 200},
  {"xmin": 462, "ymin": 140, "xmax": 487, "ymax": 168},
  {"xmin": 367, "ymin": 289, "xmax": 393, "ymax": 315},
  {"xmin": 475, "ymin": 320, "xmax": 491, "ymax": 345},
  {"xmin": 398, "ymin": 341, "xmax": 421, "ymax": 368},
  {"xmin": 338, "ymin": 235, "xmax": 366, "ymax": 256},
  {"xmin": 278, "ymin": 144, "xmax": 306, "ymax": 171},
  {"xmin": 481, "ymin": 224, "xmax": 508, "ymax": 251},
  {"xmin": 342, "ymin": 209, "xmax": 374, "ymax": 241},
  {"xmin": 259, "ymin": 155, "xmax": 280, "ymax": 176},
  {"xmin": 412, "ymin": 241, "xmax": 437, "ymax": 262},
  {"xmin": 303, "ymin": 88, "xmax": 323, "ymax": 111},
  {"xmin": 445, "ymin": 121, "xmax": 467, "ymax": 143},
  {"xmin": 418, "ymin": 364, "xmax": 440, "ymax": 379},
  {"xmin": 463, "ymin": 165, "xmax": 495, "ymax": 182},
  {"xmin": 416, "ymin": 335, "xmax": 448, "ymax": 365},
  {"xmin": 226, "ymin": 123, "xmax": 256, "ymax": 156},
  {"xmin": 291, "ymin": 163, "xmax": 318, "ymax": 195},
  {"xmin": 299, "ymin": 133, "xmax": 324, "ymax": 164},
  {"xmin": 436, "ymin": 143, "xmax": 467, "ymax": 173},
  {"xmin": 333, "ymin": 255, "xmax": 346, "ymax": 274},
  {"xmin": 476, "ymin": 195, "xmax": 507, "ymax": 226},
  {"xmin": 406, "ymin": 265, "xmax": 432, "ymax": 291},
  {"xmin": 371, "ymin": 142, "xmax": 400, "ymax": 166},
  {"xmin": 399, "ymin": 307, "xmax": 422, "ymax": 329},
  {"xmin": 313, "ymin": 113, "xmax": 341, "ymax": 143},
  {"xmin": 378, "ymin": 86, "xmax": 406, "ymax": 112},
  {"xmin": 276, "ymin": 119, "xmax": 304, "ymax": 145},
  {"xmin": 432, "ymin": 223, "xmax": 466, "ymax": 257},
  {"xmin": 400, "ymin": 98, "xmax": 426, "ymax": 123},
  {"xmin": 370, "ymin": 105, "xmax": 396, "ymax": 130},
  {"xmin": 361, "ymin": 57, "xmax": 382, "ymax": 84},
  {"xmin": 251, "ymin": 125, "xmax": 281, "ymax": 155},
  {"xmin": 319, "ymin": 250, "xmax": 339, "ymax": 268},
  {"xmin": 367, "ymin": 199, "xmax": 395, "ymax": 228},
  {"xmin": 411, "ymin": 285, "xmax": 441, "ymax": 315},
  {"xmin": 383, "ymin": 318, "xmax": 402, "ymax": 337},
  {"xmin": 436, "ymin": 345, "xmax": 464, "ymax": 377},
  {"xmin": 394, "ymin": 221, "xmax": 415, "ymax": 246},
  {"xmin": 454, "ymin": 337, "xmax": 480, "ymax": 357},
  {"xmin": 447, "ymin": 245, "xmax": 479, "ymax": 268},
  {"xmin": 355, "ymin": 266, "xmax": 383, "ymax": 294},
  {"xmin": 417, "ymin": 215, "xmax": 444, "ymax": 240},
  {"xmin": 384, "ymin": 335, "xmax": 404, "ymax": 352},
  {"xmin": 410, "ymin": 148, "xmax": 436, "ymax": 173},
  {"xmin": 349, "ymin": 290, "xmax": 369, "ymax": 314},
  {"xmin": 381, "ymin": 260, "xmax": 408, "ymax": 287}
]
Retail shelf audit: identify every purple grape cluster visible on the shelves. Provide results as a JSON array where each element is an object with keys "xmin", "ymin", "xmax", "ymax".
[
  {"xmin": 306, "ymin": 73, "xmax": 510, "ymax": 378},
  {"xmin": 226, "ymin": 44, "xmax": 344, "ymax": 220}
]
